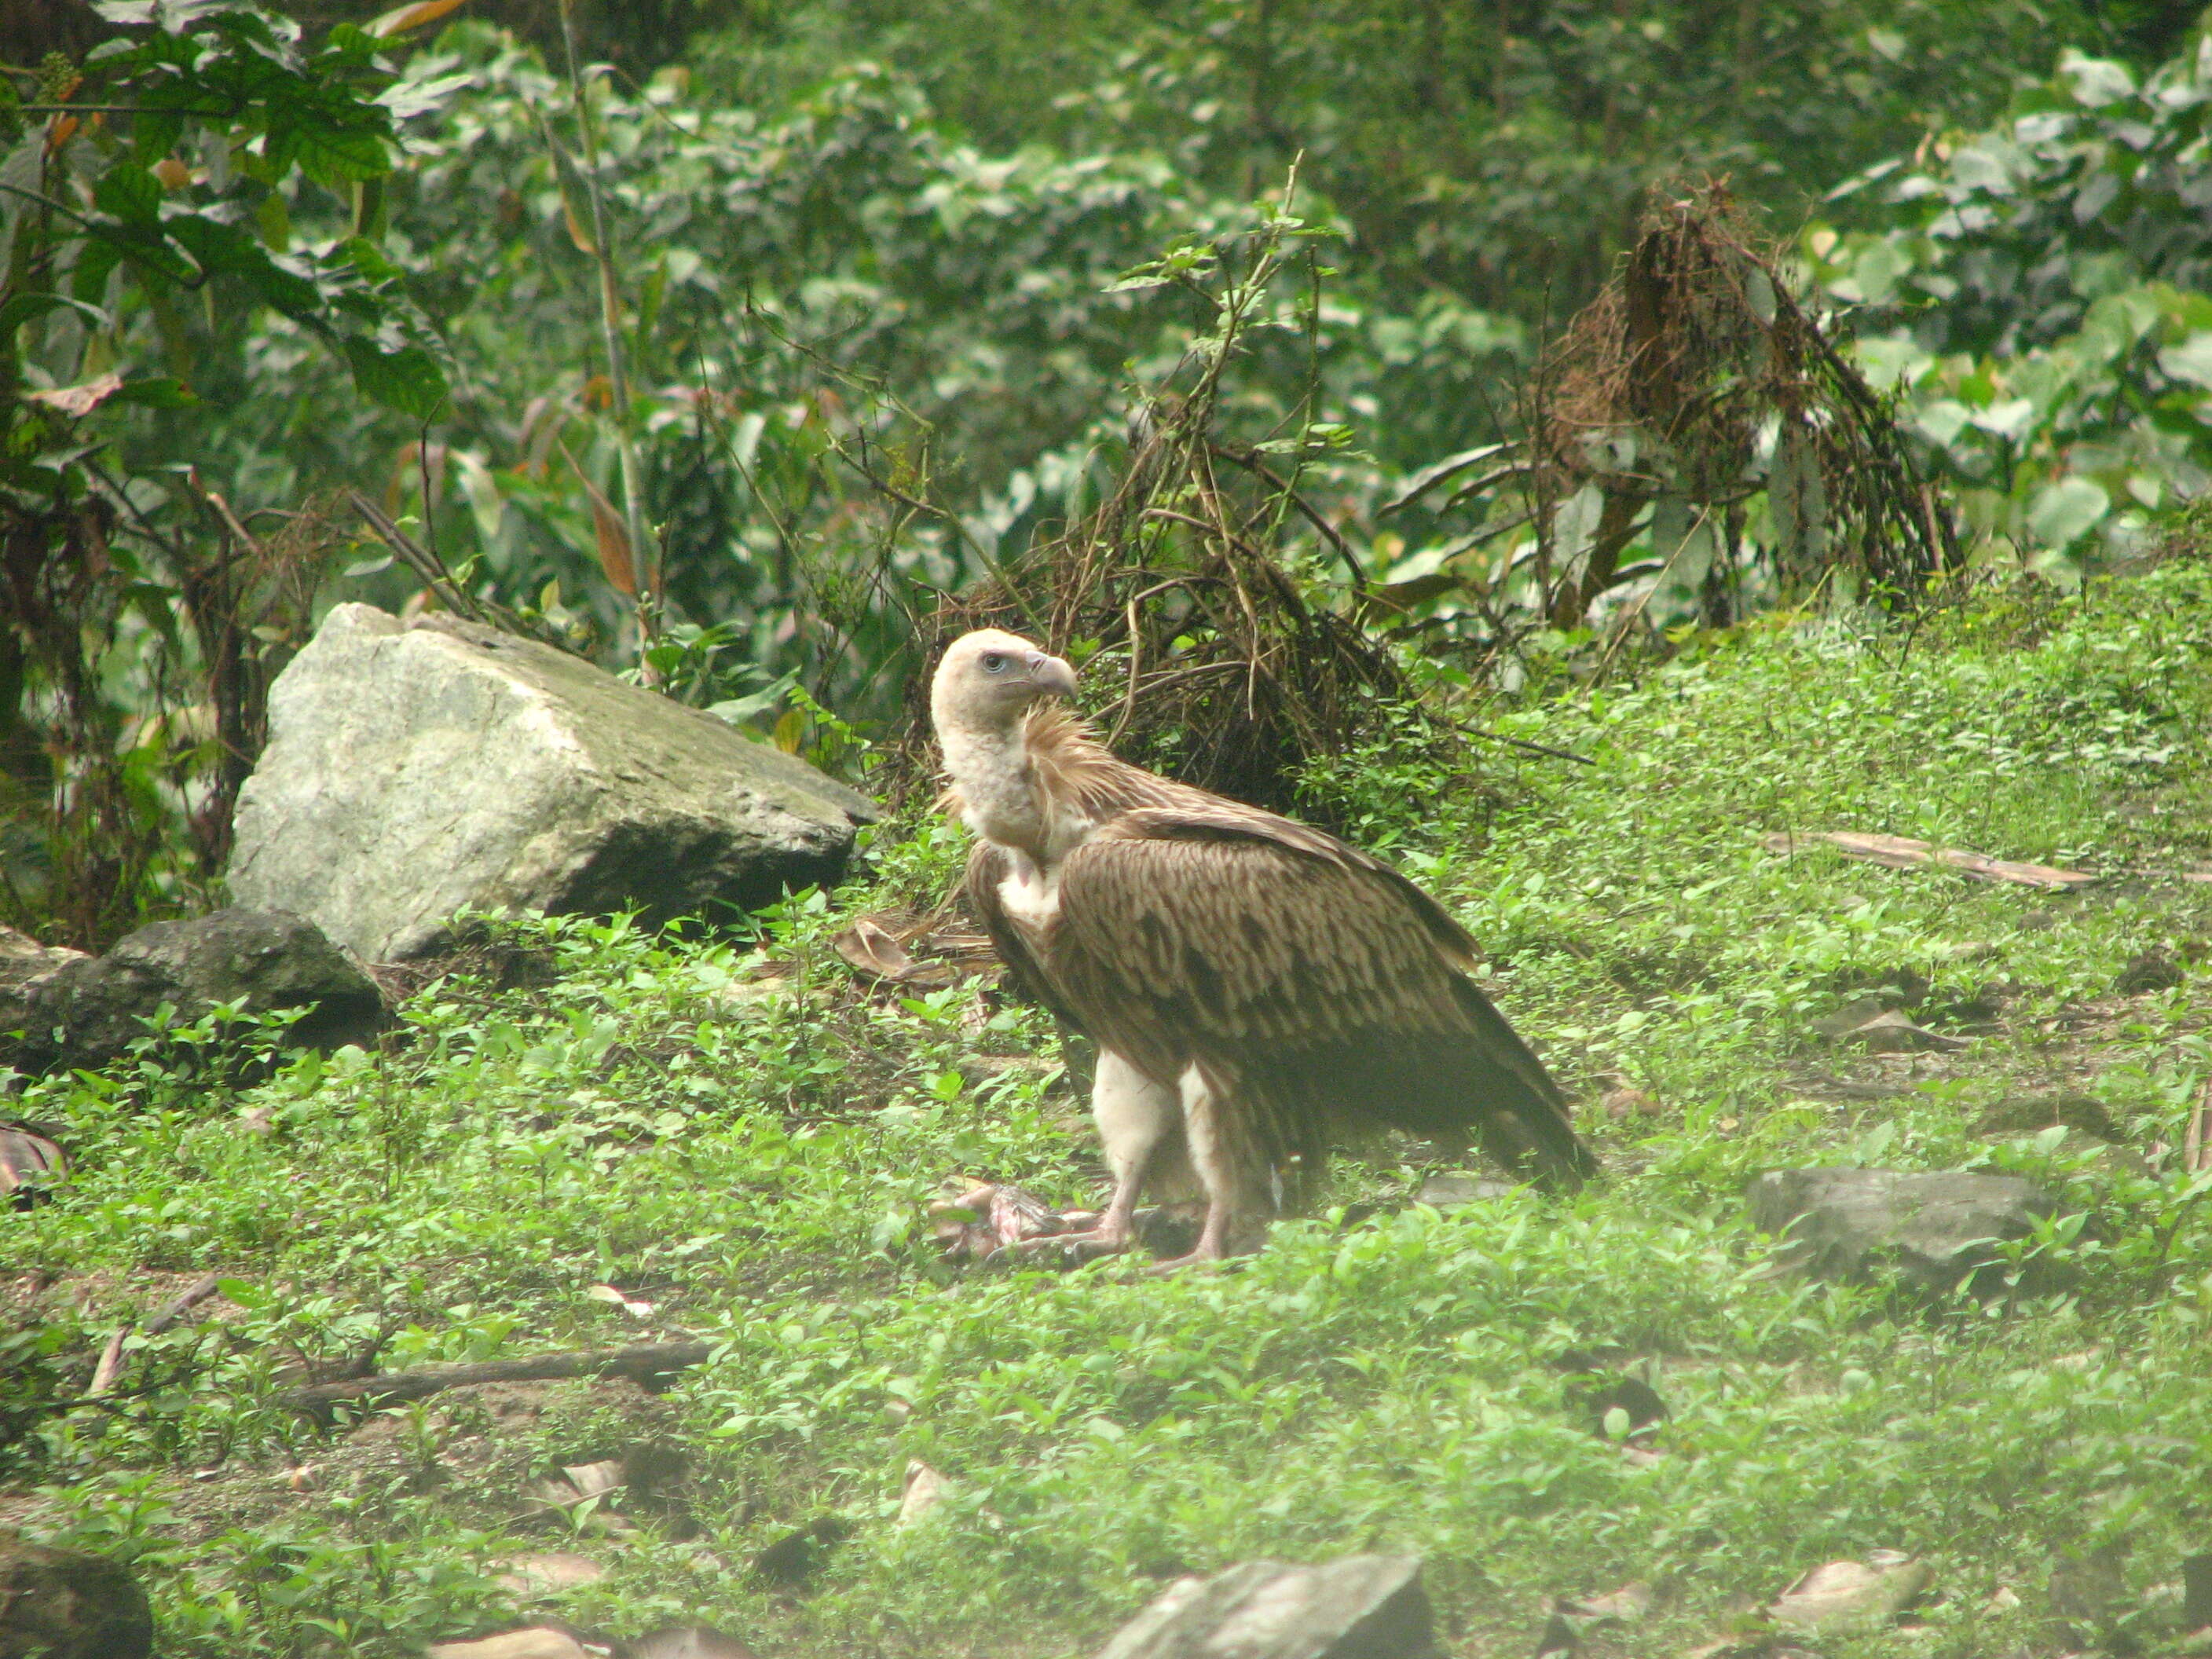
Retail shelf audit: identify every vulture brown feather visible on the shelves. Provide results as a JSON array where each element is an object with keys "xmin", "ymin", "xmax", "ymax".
[{"xmin": 931, "ymin": 628, "xmax": 1594, "ymax": 1265}]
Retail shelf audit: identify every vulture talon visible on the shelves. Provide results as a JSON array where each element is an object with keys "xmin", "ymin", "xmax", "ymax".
[
  {"xmin": 1005, "ymin": 1228, "xmax": 1130, "ymax": 1261},
  {"xmin": 931, "ymin": 628, "xmax": 1598, "ymax": 1271}
]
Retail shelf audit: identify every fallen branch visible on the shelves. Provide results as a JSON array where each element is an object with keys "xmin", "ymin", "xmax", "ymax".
[
  {"xmin": 276, "ymin": 1339, "xmax": 715, "ymax": 1417},
  {"xmin": 85, "ymin": 1271, "xmax": 225, "ymax": 1400},
  {"xmin": 1763, "ymin": 831, "xmax": 2095, "ymax": 892},
  {"xmin": 86, "ymin": 1331, "xmax": 127, "ymax": 1398},
  {"xmin": 147, "ymin": 1272, "xmax": 223, "ymax": 1336}
]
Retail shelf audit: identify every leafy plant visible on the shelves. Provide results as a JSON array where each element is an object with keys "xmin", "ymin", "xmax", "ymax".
[
  {"xmin": 1807, "ymin": 42, "xmax": 2212, "ymax": 575},
  {"xmin": 0, "ymin": 1, "xmax": 452, "ymax": 943}
]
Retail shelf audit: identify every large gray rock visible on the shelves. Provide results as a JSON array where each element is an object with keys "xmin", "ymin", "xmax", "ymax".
[
  {"xmin": 1747, "ymin": 1167, "xmax": 2055, "ymax": 1293},
  {"xmin": 0, "ymin": 1537, "xmax": 152, "ymax": 1659},
  {"xmin": 1097, "ymin": 1557, "xmax": 1436, "ymax": 1659},
  {"xmin": 229, "ymin": 606, "xmax": 877, "ymax": 961},
  {"xmin": 0, "ymin": 928, "xmax": 89, "ymax": 1044},
  {"xmin": 20, "ymin": 908, "xmax": 383, "ymax": 1071}
]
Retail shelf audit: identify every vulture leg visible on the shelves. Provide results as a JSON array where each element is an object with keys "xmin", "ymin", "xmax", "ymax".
[
  {"xmin": 1012, "ymin": 1051, "xmax": 1179, "ymax": 1257},
  {"xmin": 1088, "ymin": 1051, "xmax": 1182, "ymax": 1248},
  {"xmin": 1149, "ymin": 1063, "xmax": 1267, "ymax": 1271}
]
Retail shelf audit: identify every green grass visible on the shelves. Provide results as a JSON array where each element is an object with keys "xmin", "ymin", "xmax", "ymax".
[{"xmin": 7, "ymin": 567, "xmax": 2212, "ymax": 1657}]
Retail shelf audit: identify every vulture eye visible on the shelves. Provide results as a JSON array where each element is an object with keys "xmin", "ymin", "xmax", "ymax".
[{"xmin": 980, "ymin": 652, "xmax": 1008, "ymax": 673}]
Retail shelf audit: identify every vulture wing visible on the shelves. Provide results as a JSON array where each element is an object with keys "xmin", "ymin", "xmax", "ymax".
[
  {"xmin": 965, "ymin": 840, "xmax": 1088, "ymax": 1033},
  {"xmin": 1046, "ymin": 810, "xmax": 1592, "ymax": 1190}
]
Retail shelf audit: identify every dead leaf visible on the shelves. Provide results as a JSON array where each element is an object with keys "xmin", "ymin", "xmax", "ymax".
[
  {"xmin": 26, "ymin": 374, "xmax": 124, "ymax": 419},
  {"xmin": 584, "ymin": 1284, "xmax": 655, "ymax": 1319},
  {"xmin": 368, "ymin": 0, "xmax": 468, "ymax": 36},
  {"xmin": 152, "ymin": 156, "xmax": 192, "ymax": 189},
  {"xmin": 1560, "ymin": 1582, "xmax": 1653, "ymax": 1622},
  {"xmin": 558, "ymin": 441, "xmax": 635, "ymax": 597},
  {"xmin": 1768, "ymin": 1552, "xmax": 1932, "ymax": 1632},
  {"xmin": 561, "ymin": 1460, "xmax": 625, "ymax": 1500},
  {"xmin": 833, "ymin": 915, "xmax": 923, "ymax": 982},
  {"xmin": 1764, "ymin": 831, "xmax": 2094, "ymax": 891},
  {"xmin": 1602, "ymin": 1086, "xmax": 1661, "ymax": 1121},
  {"xmin": 496, "ymin": 1553, "xmax": 606, "ymax": 1595},
  {"xmin": 895, "ymin": 1459, "xmax": 948, "ymax": 1527}
]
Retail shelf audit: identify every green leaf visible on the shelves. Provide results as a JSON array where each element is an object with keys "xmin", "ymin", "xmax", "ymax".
[
  {"xmin": 93, "ymin": 163, "xmax": 163, "ymax": 230},
  {"xmin": 0, "ymin": 291, "xmax": 108, "ymax": 335},
  {"xmin": 108, "ymin": 375, "xmax": 197, "ymax": 408},
  {"xmin": 2025, "ymin": 477, "xmax": 2110, "ymax": 548},
  {"xmin": 2157, "ymin": 331, "xmax": 2212, "ymax": 391},
  {"xmin": 342, "ymin": 335, "xmax": 449, "ymax": 422}
]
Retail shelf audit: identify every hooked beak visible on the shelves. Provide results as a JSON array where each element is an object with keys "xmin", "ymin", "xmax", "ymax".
[{"xmin": 1027, "ymin": 651, "xmax": 1079, "ymax": 698}]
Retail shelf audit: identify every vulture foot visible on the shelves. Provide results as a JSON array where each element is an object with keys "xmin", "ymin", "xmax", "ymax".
[{"xmin": 1005, "ymin": 1225, "xmax": 1132, "ymax": 1262}]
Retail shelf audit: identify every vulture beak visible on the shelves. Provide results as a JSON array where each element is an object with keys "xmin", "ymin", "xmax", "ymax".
[{"xmin": 1027, "ymin": 651, "xmax": 1079, "ymax": 698}]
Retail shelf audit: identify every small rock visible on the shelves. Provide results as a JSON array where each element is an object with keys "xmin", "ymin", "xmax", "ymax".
[
  {"xmin": 2116, "ymin": 953, "xmax": 2185, "ymax": 996},
  {"xmin": 18, "ymin": 909, "xmax": 383, "ymax": 1072},
  {"xmin": 1414, "ymin": 1173, "xmax": 1514, "ymax": 1209},
  {"xmin": 0, "ymin": 1536, "xmax": 153, "ymax": 1659},
  {"xmin": 1746, "ymin": 1167, "xmax": 2056, "ymax": 1293},
  {"xmin": 1767, "ymin": 1552, "xmax": 1931, "ymax": 1633},
  {"xmin": 1979, "ymin": 1092, "xmax": 2117, "ymax": 1142},
  {"xmin": 494, "ymin": 1554, "xmax": 605, "ymax": 1595},
  {"xmin": 2182, "ymin": 1552, "xmax": 2212, "ymax": 1631},
  {"xmin": 0, "ymin": 928, "xmax": 90, "ymax": 1046},
  {"xmin": 2049, "ymin": 1542, "xmax": 2129, "ymax": 1632},
  {"xmin": 751, "ymin": 1518, "xmax": 851, "ymax": 1588},
  {"xmin": 895, "ymin": 1460, "xmax": 948, "ymax": 1528},
  {"xmin": 1094, "ymin": 1555, "xmax": 1436, "ymax": 1659},
  {"xmin": 425, "ymin": 1628, "xmax": 598, "ymax": 1659}
]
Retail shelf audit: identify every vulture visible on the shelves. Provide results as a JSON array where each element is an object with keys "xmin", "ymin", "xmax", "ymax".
[{"xmin": 931, "ymin": 628, "xmax": 1595, "ymax": 1265}]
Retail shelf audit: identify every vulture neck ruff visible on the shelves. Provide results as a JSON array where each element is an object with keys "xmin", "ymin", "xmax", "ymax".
[{"xmin": 937, "ymin": 705, "xmax": 1100, "ymax": 867}]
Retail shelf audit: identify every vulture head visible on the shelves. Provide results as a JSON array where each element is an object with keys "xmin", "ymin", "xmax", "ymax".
[{"xmin": 930, "ymin": 629, "xmax": 1079, "ymax": 738}]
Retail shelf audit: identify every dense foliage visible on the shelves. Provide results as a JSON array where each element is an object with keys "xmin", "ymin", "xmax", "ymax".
[
  {"xmin": 1807, "ymin": 38, "xmax": 2212, "ymax": 573},
  {"xmin": 0, "ymin": 1, "xmax": 450, "ymax": 944},
  {"xmin": 5, "ymin": 0, "xmax": 2212, "ymax": 935}
]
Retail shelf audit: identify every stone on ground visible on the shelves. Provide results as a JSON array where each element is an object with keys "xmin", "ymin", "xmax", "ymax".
[
  {"xmin": 424, "ymin": 1628, "xmax": 595, "ymax": 1659},
  {"xmin": 1746, "ymin": 1167, "xmax": 2053, "ymax": 1292},
  {"xmin": 0, "ymin": 927, "xmax": 87, "ymax": 1045},
  {"xmin": 0, "ymin": 1536, "xmax": 152, "ymax": 1659},
  {"xmin": 18, "ymin": 908, "xmax": 383, "ymax": 1072},
  {"xmin": 229, "ymin": 605, "xmax": 877, "ymax": 961},
  {"xmin": 1096, "ymin": 1555, "xmax": 1436, "ymax": 1659}
]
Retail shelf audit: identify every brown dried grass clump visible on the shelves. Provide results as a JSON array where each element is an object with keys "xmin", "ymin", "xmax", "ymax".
[
  {"xmin": 1530, "ymin": 181, "xmax": 1957, "ymax": 625},
  {"xmin": 885, "ymin": 390, "xmax": 1425, "ymax": 825}
]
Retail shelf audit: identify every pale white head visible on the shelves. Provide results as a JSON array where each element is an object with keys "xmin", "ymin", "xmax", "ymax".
[{"xmin": 929, "ymin": 628, "xmax": 1079, "ymax": 739}]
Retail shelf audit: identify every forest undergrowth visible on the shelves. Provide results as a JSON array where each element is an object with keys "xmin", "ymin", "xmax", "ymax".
[{"xmin": 5, "ymin": 566, "xmax": 2212, "ymax": 1657}]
